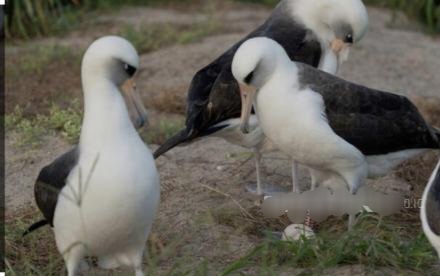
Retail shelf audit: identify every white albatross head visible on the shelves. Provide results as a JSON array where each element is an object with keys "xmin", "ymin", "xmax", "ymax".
[
  {"xmin": 232, "ymin": 37, "xmax": 293, "ymax": 134},
  {"xmin": 288, "ymin": 0, "xmax": 368, "ymax": 64},
  {"xmin": 81, "ymin": 36, "xmax": 148, "ymax": 128}
]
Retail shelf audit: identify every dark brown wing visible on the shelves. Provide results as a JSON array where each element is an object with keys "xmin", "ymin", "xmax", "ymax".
[{"xmin": 297, "ymin": 63, "xmax": 440, "ymax": 155}]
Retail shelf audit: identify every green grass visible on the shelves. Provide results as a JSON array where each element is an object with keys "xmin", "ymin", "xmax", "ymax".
[
  {"xmin": 142, "ymin": 118, "xmax": 185, "ymax": 145},
  {"xmin": 221, "ymin": 213, "xmax": 439, "ymax": 276},
  {"xmin": 118, "ymin": 20, "xmax": 223, "ymax": 54},
  {"xmin": 8, "ymin": 44, "xmax": 82, "ymax": 77},
  {"xmin": 8, "ymin": 209, "xmax": 439, "ymax": 276},
  {"xmin": 6, "ymin": 208, "xmax": 218, "ymax": 276},
  {"xmin": 5, "ymin": 103, "xmax": 186, "ymax": 147},
  {"xmin": 5, "ymin": 102, "xmax": 83, "ymax": 147}
]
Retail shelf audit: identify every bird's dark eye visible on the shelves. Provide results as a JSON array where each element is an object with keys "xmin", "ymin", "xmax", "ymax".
[
  {"xmin": 124, "ymin": 63, "xmax": 137, "ymax": 77},
  {"xmin": 244, "ymin": 71, "xmax": 254, "ymax": 84},
  {"xmin": 345, "ymin": 34, "xmax": 353, "ymax": 43}
]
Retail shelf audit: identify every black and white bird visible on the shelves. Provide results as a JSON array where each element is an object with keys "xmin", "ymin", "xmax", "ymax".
[
  {"xmin": 231, "ymin": 37, "xmax": 440, "ymax": 224},
  {"xmin": 24, "ymin": 36, "xmax": 160, "ymax": 276},
  {"xmin": 153, "ymin": 0, "xmax": 369, "ymax": 195},
  {"xmin": 421, "ymin": 160, "xmax": 440, "ymax": 260}
]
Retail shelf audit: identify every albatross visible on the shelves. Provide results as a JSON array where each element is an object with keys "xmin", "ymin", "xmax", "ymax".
[
  {"xmin": 421, "ymin": 160, "xmax": 440, "ymax": 259},
  {"xmin": 232, "ymin": 37, "xmax": 440, "ymax": 225},
  {"xmin": 153, "ymin": 0, "xmax": 368, "ymax": 195},
  {"xmin": 24, "ymin": 36, "xmax": 160, "ymax": 276}
]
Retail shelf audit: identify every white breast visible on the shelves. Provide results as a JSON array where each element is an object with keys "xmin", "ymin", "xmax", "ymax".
[{"xmin": 53, "ymin": 136, "xmax": 160, "ymax": 258}]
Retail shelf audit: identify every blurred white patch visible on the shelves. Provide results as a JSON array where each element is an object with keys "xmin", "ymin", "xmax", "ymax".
[
  {"xmin": 282, "ymin": 224, "xmax": 315, "ymax": 241},
  {"xmin": 319, "ymin": 49, "xmax": 339, "ymax": 74}
]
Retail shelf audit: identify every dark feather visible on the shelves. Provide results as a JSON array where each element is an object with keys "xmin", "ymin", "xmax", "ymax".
[
  {"xmin": 432, "ymin": 127, "xmax": 440, "ymax": 147},
  {"xmin": 22, "ymin": 219, "xmax": 49, "ymax": 237},
  {"xmin": 297, "ymin": 63, "xmax": 440, "ymax": 155},
  {"xmin": 34, "ymin": 147, "xmax": 79, "ymax": 227},
  {"xmin": 154, "ymin": 1, "xmax": 322, "ymax": 158}
]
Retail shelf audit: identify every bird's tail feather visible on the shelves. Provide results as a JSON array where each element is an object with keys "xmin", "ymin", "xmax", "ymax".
[
  {"xmin": 22, "ymin": 219, "xmax": 49, "ymax": 237},
  {"xmin": 153, "ymin": 123, "xmax": 229, "ymax": 159},
  {"xmin": 153, "ymin": 129, "xmax": 191, "ymax": 159}
]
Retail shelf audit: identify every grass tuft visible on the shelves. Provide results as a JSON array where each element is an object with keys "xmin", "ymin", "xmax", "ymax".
[{"xmin": 221, "ymin": 213, "xmax": 439, "ymax": 276}]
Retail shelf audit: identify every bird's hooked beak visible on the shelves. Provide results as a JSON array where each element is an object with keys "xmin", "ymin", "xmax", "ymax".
[
  {"xmin": 121, "ymin": 79, "xmax": 149, "ymax": 129},
  {"xmin": 330, "ymin": 38, "xmax": 351, "ymax": 67},
  {"xmin": 239, "ymin": 83, "xmax": 257, "ymax": 134}
]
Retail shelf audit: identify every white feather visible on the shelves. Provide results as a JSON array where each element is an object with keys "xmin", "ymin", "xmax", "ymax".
[{"xmin": 421, "ymin": 161, "xmax": 440, "ymax": 259}]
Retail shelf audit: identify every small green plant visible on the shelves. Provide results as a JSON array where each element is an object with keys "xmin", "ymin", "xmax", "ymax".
[
  {"xmin": 5, "ymin": 103, "xmax": 83, "ymax": 147},
  {"xmin": 20, "ymin": 45, "xmax": 80, "ymax": 75},
  {"xmin": 118, "ymin": 20, "xmax": 223, "ymax": 54},
  {"xmin": 47, "ymin": 101, "xmax": 83, "ymax": 143}
]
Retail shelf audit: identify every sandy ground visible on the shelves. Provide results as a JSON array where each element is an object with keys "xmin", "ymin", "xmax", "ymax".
[{"xmin": 5, "ymin": 3, "xmax": 440, "ymax": 275}]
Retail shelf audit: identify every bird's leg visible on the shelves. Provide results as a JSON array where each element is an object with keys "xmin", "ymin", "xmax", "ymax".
[
  {"xmin": 291, "ymin": 160, "xmax": 299, "ymax": 193},
  {"xmin": 254, "ymin": 148, "xmax": 263, "ymax": 196},
  {"xmin": 305, "ymin": 168, "xmax": 318, "ymax": 232},
  {"xmin": 64, "ymin": 246, "xmax": 85, "ymax": 276},
  {"xmin": 135, "ymin": 266, "xmax": 145, "ymax": 276},
  {"xmin": 132, "ymin": 251, "xmax": 145, "ymax": 276},
  {"xmin": 310, "ymin": 170, "xmax": 318, "ymax": 191},
  {"xmin": 341, "ymin": 162, "xmax": 368, "ymax": 231},
  {"xmin": 247, "ymin": 146, "xmax": 286, "ymax": 196},
  {"xmin": 348, "ymin": 214, "xmax": 356, "ymax": 230}
]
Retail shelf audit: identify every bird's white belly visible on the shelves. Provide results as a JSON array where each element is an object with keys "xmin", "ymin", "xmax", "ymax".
[{"xmin": 53, "ymin": 146, "xmax": 160, "ymax": 257}]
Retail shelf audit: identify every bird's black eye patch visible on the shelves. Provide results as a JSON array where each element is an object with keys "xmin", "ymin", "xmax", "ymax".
[
  {"xmin": 345, "ymin": 34, "xmax": 353, "ymax": 43},
  {"xmin": 244, "ymin": 71, "xmax": 254, "ymax": 84},
  {"xmin": 124, "ymin": 63, "xmax": 137, "ymax": 77}
]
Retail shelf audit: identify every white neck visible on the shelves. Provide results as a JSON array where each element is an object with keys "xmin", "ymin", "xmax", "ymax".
[{"xmin": 80, "ymin": 79, "xmax": 137, "ymax": 150}]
